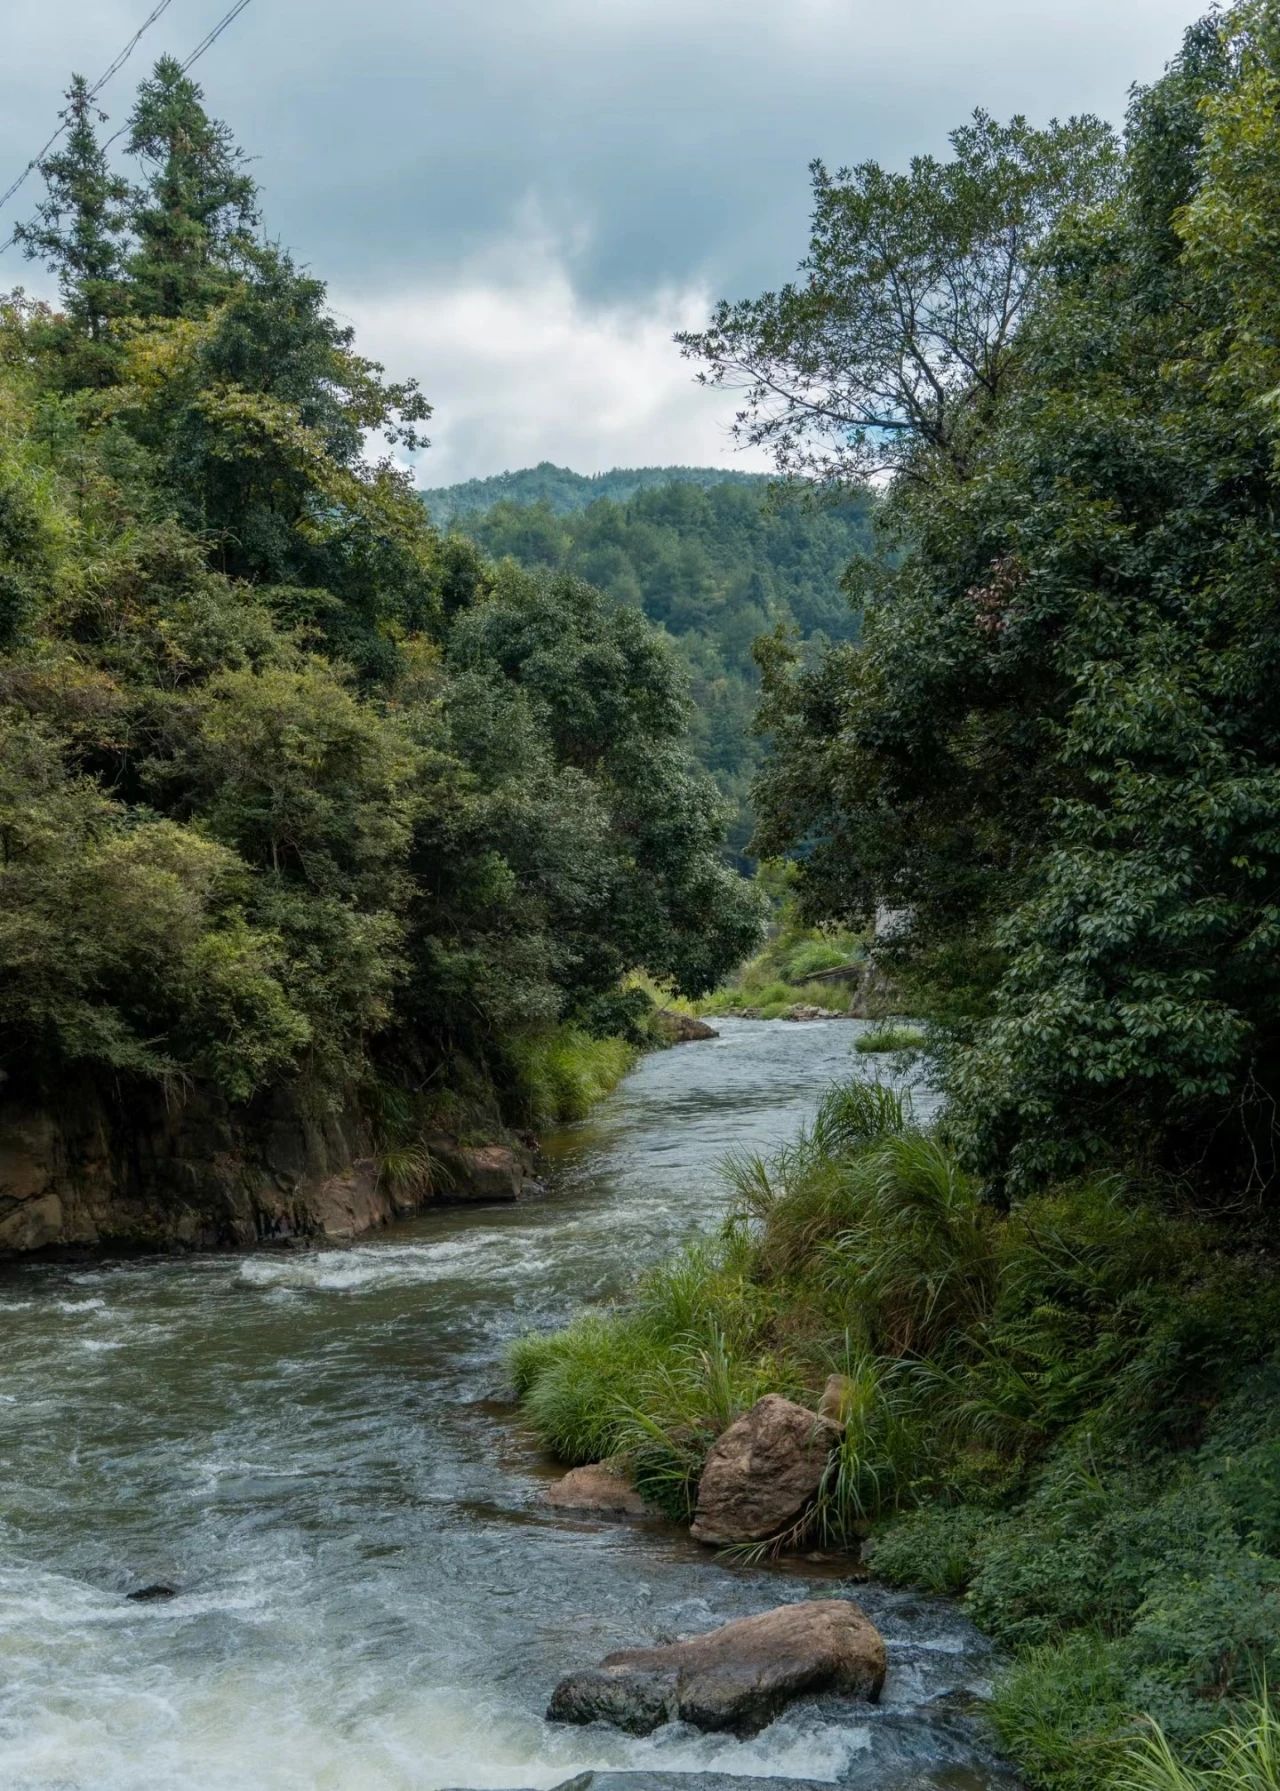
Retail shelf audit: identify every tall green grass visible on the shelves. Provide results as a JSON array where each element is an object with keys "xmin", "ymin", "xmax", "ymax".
[
  {"xmin": 513, "ymin": 1071, "xmax": 1280, "ymax": 1789},
  {"xmin": 1109, "ymin": 1692, "xmax": 1280, "ymax": 1790},
  {"xmin": 855, "ymin": 1024, "xmax": 927, "ymax": 1054},
  {"xmin": 506, "ymin": 1026, "xmax": 636, "ymax": 1127}
]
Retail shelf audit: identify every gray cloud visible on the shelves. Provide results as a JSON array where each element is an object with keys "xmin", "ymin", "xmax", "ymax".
[{"xmin": 2, "ymin": 0, "xmax": 1204, "ymax": 479}]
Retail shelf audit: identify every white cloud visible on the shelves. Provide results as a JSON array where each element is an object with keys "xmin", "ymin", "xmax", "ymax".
[{"xmin": 336, "ymin": 227, "xmax": 773, "ymax": 488}]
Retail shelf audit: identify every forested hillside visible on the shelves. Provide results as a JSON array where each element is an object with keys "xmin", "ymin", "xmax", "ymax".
[
  {"xmin": 515, "ymin": 9, "xmax": 1280, "ymax": 1788},
  {"xmin": 0, "ymin": 59, "xmax": 760, "ymax": 1237},
  {"xmin": 433, "ymin": 474, "xmax": 873, "ymax": 857},
  {"xmin": 420, "ymin": 460, "xmax": 767, "ymax": 524}
]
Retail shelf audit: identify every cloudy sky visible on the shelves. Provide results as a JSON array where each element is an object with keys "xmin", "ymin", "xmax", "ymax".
[{"xmin": 4, "ymin": 0, "xmax": 1204, "ymax": 485}]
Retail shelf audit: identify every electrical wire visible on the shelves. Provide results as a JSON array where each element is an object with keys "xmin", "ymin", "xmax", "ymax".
[
  {"xmin": 0, "ymin": 0, "xmax": 177, "ymax": 214},
  {"xmin": 0, "ymin": 0, "xmax": 260, "ymax": 256},
  {"xmin": 183, "ymin": 0, "xmax": 255, "ymax": 71}
]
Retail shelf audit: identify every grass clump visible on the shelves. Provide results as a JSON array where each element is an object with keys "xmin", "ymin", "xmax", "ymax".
[
  {"xmin": 855, "ymin": 1023, "xmax": 927, "ymax": 1054},
  {"xmin": 1108, "ymin": 1690, "xmax": 1280, "ymax": 1790},
  {"xmin": 506, "ymin": 1025, "xmax": 636, "ymax": 1127},
  {"xmin": 513, "ymin": 1073, "xmax": 1280, "ymax": 1788}
]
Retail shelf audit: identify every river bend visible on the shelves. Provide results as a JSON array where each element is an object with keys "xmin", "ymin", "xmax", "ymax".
[{"xmin": 0, "ymin": 1020, "xmax": 1014, "ymax": 1790}]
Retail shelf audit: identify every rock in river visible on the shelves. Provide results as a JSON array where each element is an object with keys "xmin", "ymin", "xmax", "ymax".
[
  {"xmin": 546, "ymin": 1598, "xmax": 885, "ymax": 1736},
  {"xmin": 542, "ymin": 1463, "xmax": 648, "ymax": 1518},
  {"xmin": 655, "ymin": 1009, "xmax": 720, "ymax": 1043},
  {"xmin": 430, "ymin": 1142, "xmax": 533, "ymax": 1203},
  {"xmin": 690, "ymin": 1394, "xmax": 841, "ymax": 1546}
]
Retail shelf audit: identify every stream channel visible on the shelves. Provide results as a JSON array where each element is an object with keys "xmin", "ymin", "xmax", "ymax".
[{"xmin": 0, "ymin": 1019, "xmax": 1019, "ymax": 1791}]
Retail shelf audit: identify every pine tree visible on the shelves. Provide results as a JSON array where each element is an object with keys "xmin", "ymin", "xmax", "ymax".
[
  {"xmin": 14, "ymin": 75, "xmax": 128, "ymax": 345},
  {"xmin": 125, "ymin": 56, "xmax": 259, "ymax": 317}
]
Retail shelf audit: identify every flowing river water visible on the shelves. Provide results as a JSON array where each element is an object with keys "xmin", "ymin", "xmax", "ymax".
[{"xmin": 0, "ymin": 1020, "xmax": 1018, "ymax": 1791}]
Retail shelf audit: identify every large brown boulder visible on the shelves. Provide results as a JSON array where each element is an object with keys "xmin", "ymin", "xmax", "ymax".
[
  {"xmin": 690, "ymin": 1394, "xmax": 841, "ymax": 1546},
  {"xmin": 546, "ymin": 1598, "xmax": 885, "ymax": 1736},
  {"xmin": 543, "ymin": 1464, "xmax": 647, "ymax": 1518},
  {"xmin": 655, "ymin": 1010, "xmax": 720, "ymax": 1043},
  {"xmin": 430, "ymin": 1142, "xmax": 532, "ymax": 1203}
]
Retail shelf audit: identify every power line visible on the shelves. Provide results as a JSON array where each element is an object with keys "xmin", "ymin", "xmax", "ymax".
[
  {"xmin": 183, "ymin": 0, "xmax": 256, "ymax": 72},
  {"xmin": 97, "ymin": 0, "xmax": 259, "ymax": 151},
  {"xmin": 93, "ymin": 0, "xmax": 180, "ymax": 93},
  {"xmin": 0, "ymin": 0, "xmax": 177, "ymax": 214},
  {"xmin": 0, "ymin": 0, "xmax": 260, "ymax": 257}
]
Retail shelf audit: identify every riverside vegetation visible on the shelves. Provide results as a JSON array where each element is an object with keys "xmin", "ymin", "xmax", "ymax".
[
  {"xmin": 515, "ymin": 8, "xmax": 1280, "ymax": 1789},
  {"xmin": 651, "ymin": 861, "xmax": 873, "ymax": 1022},
  {"xmin": 0, "ymin": 58, "xmax": 761, "ymax": 1225}
]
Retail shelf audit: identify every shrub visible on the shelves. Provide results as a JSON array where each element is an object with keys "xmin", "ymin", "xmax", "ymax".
[
  {"xmin": 867, "ymin": 1502, "xmax": 1006, "ymax": 1595},
  {"xmin": 855, "ymin": 1024, "xmax": 927, "ymax": 1054}
]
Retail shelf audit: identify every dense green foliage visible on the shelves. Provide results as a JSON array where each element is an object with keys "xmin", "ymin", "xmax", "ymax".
[
  {"xmin": 658, "ymin": 859, "xmax": 870, "ymax": 1018},
  {"xmin": 434, "ymin": 473, "xmax": 872, "ymax": 857},
  {"xmin": 688, "ymin": 7, "xmax": 1280, "ymax": 1198},
  {"xmin": 421, "ymin": 460, "xmax": 770, "ymax": 525},
  {"xmin": 514, "ymin": 1084, "xmax": 1280, "ymax": 1785},
  {"xmin": 0, "ymin": 65, "xmax": 761, "ymax": 1138},
  {"xmin": 518, "ymin": 9, "xmax": 1280, "ymax": 1790}
]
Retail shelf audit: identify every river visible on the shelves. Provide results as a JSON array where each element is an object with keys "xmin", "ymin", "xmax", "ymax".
[{"xmin": 0, "ymin": 1019, "xmax": 1016, "ymax": 1791}]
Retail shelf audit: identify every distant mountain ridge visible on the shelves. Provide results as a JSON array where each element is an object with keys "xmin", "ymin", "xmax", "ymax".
[
  {"xmin": 420, "ymin": 461, "xmax": 770, "ymax": 525},
  {"xmin": 424, "ymin": 461, "xmax": 873, "ymax": 862}
]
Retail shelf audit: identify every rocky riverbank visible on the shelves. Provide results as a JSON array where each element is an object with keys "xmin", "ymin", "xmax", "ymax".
[
  {"xmin": 0, "ymin": 1001, "xmax": 737, "ymax": 1259},
  {"xmin": 0, "ymin": 1079, "xmax": 540, "ymax": 1258}
]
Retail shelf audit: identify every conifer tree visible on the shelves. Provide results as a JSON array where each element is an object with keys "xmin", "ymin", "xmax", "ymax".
[
  {"xmin": 14, "ymin": 75, "xmax": 128, "ymax": 347},
  {"xmin": 125, "ymin": 56, "xmax": 258, "ymax": 317}
]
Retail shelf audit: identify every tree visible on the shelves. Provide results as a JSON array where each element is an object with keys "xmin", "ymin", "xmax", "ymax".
[
  {"xmin": 0, "ymin": 53, "xmax": 761, "ymax": 1139},
  {"xmin": 132, "ymin": 246, "xmax": 435, "ymax": 669},
  {"xmin": 125, "ymin": 56, "xmax": 259, "ymax": 317},
  {"xmin": 455, "ymin": 474, "xmax": 872, "ymax": 861},
  {"xmin": 446, "ymin": 563, "xmax": 764, "ymax": 1000},
  {"xmin": 678, "ymin": 111, "xmax": 1119, "ymax": 485},
  {"xmin": 744, "ymin": 9, "xmax": 1280, "ymax": 1197},
  {"xmin": 13, "ymin": 76, "xmax": 128, "ymax": 374}
]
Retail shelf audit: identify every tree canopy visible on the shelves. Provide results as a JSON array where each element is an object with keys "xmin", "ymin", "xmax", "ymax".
[
  {"xmin": 678, "ymin": 110, "xmax": 1119, "ymax": 486},
  {"xmin": 440, "ymin": 473, "xmax": 873, "ymax": 861},
  {"xmin": 0, "ymin": 60, "xmax": 761, "ymax": 1122},
  {"xmin": 687, "ymin": 4, "xmax": 1280, "ymax": 1199}
]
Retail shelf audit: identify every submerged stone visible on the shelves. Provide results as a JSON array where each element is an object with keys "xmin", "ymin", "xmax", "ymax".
[
  {"xmin": 542, "ymin": 1463, "xmax": 648, "ymax": 1517},
  {"xmin": 552, "ymin": 1776, "xmax": 837, "ymax": 1791},
  {"xmin": 449, "ymin": 1778, "xmax": 836, "ymax": 1791}
]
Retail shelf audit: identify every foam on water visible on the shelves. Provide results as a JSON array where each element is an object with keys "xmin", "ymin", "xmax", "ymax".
[
  {"xmin": 238, "ymin": 1232, "xmax": 553, "ymax": 1294},
  {"xmin": 0, "ymin": 1661, "xmax": 867, "ymax": 1791},
  {"xmin": 0, "ymin": 1022, "xmax": 1003, "ymax": 1791}
]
